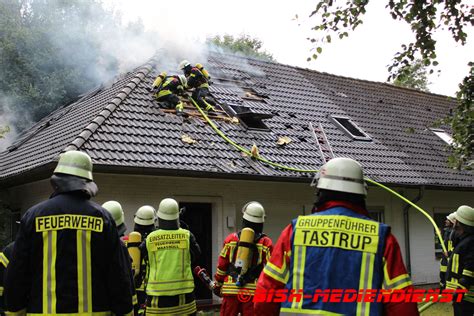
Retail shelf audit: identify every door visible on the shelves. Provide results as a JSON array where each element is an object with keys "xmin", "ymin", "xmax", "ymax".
[{"xmin": 179, "ymin": 202, "xmax": 213, "ymax": 300}]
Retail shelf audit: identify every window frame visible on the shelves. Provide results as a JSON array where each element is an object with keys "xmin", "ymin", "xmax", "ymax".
[{"xmin": 329, "ymin": 115, "xmax": 372, "ymax": 141}]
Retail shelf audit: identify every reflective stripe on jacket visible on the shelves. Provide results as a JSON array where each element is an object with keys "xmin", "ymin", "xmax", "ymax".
[
  {"xmin": 446, "ymin": 234, "xmax": 474, "ymax": 303},
  {"xmin": 215, "ymin": 233, "xmax": 273, "ymax": 296},
  {"xmin": 4, "ymin": 192, "xmax": 134, "ymax": 315},
  {"xmin": 280, "ymin": 207, "xmax": 389, "ymax": 315},
  {"xmin": 145, "ymin": 228, "xmax": 194, "ymax": 296}
]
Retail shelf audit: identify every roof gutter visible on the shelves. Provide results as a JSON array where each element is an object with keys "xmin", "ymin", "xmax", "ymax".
[{"xmin": 403, "ymin": 185, "xmax": 425, "ymax": 274}]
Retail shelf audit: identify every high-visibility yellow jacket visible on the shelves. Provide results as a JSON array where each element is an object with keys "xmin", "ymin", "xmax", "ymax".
[{"xmin": 145, "ymin": 228, "xmax": 195, "ymax": 296}]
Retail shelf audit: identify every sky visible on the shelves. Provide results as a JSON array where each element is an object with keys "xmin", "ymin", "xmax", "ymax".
[{"xmin": 111, "ymin": 0, "xmax": 473, "ymax": 97}]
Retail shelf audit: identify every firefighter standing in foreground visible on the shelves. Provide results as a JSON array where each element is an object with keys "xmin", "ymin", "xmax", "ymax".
[
  {"xmin": 440, "ymin": 212, "xmax": 457, "ymax": 289},
  {"xmin": 0, "ymin": 242, "xmax": 14, "ymax": 316},
  {"xmin": 4, "ymin": 150, "xmax": 133, "ymax": 315},
  {"xmin": 255, "ymin": 157, "xmax": 419, "ymax": 315},
  {"xmin": 214, "ymin": 202, "xmax": 273, "ymax": 316},
  {"xmin": 132, "ymin": 205, "xmax": 156, "ymax": 315},
  {"xmin": 102, "ymin": 201, "xmax": 139, "ymax": 315},
  {"xmin": 144, "ymin": 198, "xmax": 201, "ymax": 315},
  {"xmin": 445, "ymin": 205, "xmax": 474, "ymax": 316}
]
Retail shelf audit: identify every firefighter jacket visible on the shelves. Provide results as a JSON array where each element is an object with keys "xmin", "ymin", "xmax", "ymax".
[
  {"xmin": 155, "ymin": 76, "xmax": 184, "ymax": 99},
  {"xmin": 440, "ymin": 226, "xmax": 455, "ymax": 289},
  {"xmin": 255, "ymin": 200, "xmax": 419, "ymax": 316},
  {"xmin": 445, "ymin": 233, "xmax": 474, "ymax": 303},
  {"xmin": 145, "ymin": 228, "xmax": 194, "ymax": 296},
  {"xmin": 214, "ymin": 231, "xmax": 273, "ymax": 296},
  {"xmin": 186, "ymin": 67, "xmax": 209, "ymax": 89},
  {"xmin": 0, "ymin": 242, "xmax": 14, "ymax": 314},
  {"xmin": 145, "ymin": 228, "xmax": 197, "ymax": 315},
  {"xmin": 4, "ymin": 190, "xmax": 134, "ymax": 316}
]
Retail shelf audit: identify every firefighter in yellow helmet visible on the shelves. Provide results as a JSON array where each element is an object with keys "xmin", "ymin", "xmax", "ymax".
[
  {"xmin": 132, "ymin": 205, "xmax": 156, "ymax": 315},
  {"xmin": 102, "ymin": 200, "xmax": 127, "ymax": 237},
  {"xmin": 440, "ymin": 211, "xmax": 457, "ymax": 289},
  {"xmin": 151, "ymin": 73, "xmax": 187, "ymax": 116},
  {"xmin": 255, "ymin": 157, "xmax": 418, "ymax": 315},
  {"xmin": 178, "ymin": 60, "xmax": 216, "ymax": 113},
  {"xmin": 102, "ymin": 200, "xmax": 139, "ymax": 314},
  {"xmin": 143, "ymin": 198, "xmax": 201, "ymax": 315},
  {"xmin": 214, "ymin": 201, "xmax": 273, "ymax": 316},
  {"xmin": 4, "ymin": 151, "xmax": 133, "ymax": 315},
  {"xmin": 446, "ymin": 205, "xmax": 474, "ymax": 315}
]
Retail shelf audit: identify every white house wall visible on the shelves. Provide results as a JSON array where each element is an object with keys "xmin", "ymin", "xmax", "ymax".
[{"xmin": 2, "ymin": 173, "xmax": 473, "ymax": 285}]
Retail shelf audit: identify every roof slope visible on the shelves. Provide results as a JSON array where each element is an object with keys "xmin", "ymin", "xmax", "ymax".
[{"xmin": 0, "ymin": 53, "xmax": 472, "ymax": 188}]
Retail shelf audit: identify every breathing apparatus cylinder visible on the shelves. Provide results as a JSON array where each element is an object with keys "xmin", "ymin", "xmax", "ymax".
[
  {"xmin": 195, "ymin": 63, "xmax": 210, "ymax": 81},
  {"xmin": 234, "ymin": 227, "xmax": 255, "ymax": 286},
  {"xmin": 127, "ymin": 231, "xmax": 142, "ymax": 277},
  {"xmin": 152, "ymin": 71, "xmax": 167, "ymax": 89}
]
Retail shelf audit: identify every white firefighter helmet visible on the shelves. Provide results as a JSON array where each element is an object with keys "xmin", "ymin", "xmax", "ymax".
[
  {"xmin": 157, "ymin": 198, "xmax": 180, "ymax": 221},
  {"xmin": 454, "ymin": 205, "xmax": 474, "ymax": 227},
  {"xmin": 134, "ymin": 205, "xmax": 156, "ymax": 226},
  {"xmin": 316, "ymin": 157, "xmax": 367, "ymax": 196},
  {"xmin": 446, "ymin": 212, "xmax": 456, "ymax": 223},
  {"xmin": 178, "ymin": 60, "xmax": 191, "ymax": 71},
  {"xmin": 242, "ymin": 201, "xmax": 265, "ymax": 223}
]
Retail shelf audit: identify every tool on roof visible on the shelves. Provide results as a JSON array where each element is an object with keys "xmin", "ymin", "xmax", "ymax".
[{"xmin": 189, "ymin": 96, "xmax": 448, "ymax": 254}]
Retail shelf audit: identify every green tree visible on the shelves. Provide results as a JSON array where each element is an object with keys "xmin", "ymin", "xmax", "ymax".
[
  {"xmin": 306, "ymin": 0, "xmax": 472, "ymax": 169},
  {"xmin": 393, "ymin": 59, "xmax": 430, "ymax": 91},
  {"xmin": 207, "ymin": 34, "xmax": 275, "ymax": 61},
  {"xmin": 0, "ymin": 0, "xmax": 136, "ymax": 130}
]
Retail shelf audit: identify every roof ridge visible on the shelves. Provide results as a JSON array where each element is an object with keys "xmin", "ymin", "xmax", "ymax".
[
  {"xmin": 64, "ymin": 62, "xmax": 154, "ymax": 152},
  {"xmin": 210, "ymin": 51, "xmax": 455, "ymax": 100}
]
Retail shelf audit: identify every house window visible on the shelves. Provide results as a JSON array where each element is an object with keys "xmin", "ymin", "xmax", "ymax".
[
  {"xmin": 368, "ymin": 208, "xmax": 384, "ymax": 223},
  {"xmin": 239, "ymin": 115, "xmax": 270, "ymax": 131},
  {"xmin": 430, "ymin": 129, "xmax": 454, "ymax": 146},
  {"xmin": 330, "ymin": 115, "xmax": 372, "ymax": 141}
]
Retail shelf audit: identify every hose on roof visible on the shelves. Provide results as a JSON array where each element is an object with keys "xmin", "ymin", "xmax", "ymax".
[{"xmin": 189, "ymin": 97, "xmax": 447, "ymax": 254}]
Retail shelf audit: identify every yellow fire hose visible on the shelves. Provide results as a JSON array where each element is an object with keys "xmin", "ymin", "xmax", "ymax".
[
  {"xmin": 189, "ymin": 97, "xmax": 447, "ymax": 254},
  {"xmin": 418, "ymin": 300, "xmax": 437, "ymax": 313}
]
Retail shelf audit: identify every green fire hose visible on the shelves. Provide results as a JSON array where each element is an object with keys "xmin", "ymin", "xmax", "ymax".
[{"xmin": 189, "ymin": 97, "xmax": 447, "ymax": 254}]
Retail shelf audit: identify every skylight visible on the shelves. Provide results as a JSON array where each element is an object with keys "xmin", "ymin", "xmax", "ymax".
[
  {"xmin": 330, "ymin": 115, "xmax": 372, "ymax": 141},
  {"xmin": 430, "ymin": 129, "xmax": 454, "ymax": 146}
]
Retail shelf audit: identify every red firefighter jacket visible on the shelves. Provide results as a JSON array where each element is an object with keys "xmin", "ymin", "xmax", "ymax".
[{"xmin": 215, "ymin": 232, "xmax": 273, "ymax": 296}]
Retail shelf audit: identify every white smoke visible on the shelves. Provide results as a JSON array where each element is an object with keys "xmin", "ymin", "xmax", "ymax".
[{"xmin": 0, "ymin": 95, "xmax": 21, "ymax": 151}]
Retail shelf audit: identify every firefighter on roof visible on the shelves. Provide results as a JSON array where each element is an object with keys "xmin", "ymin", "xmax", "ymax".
[
  {"xmin": 178, "ymin": 60, "xmax": 216, "ymax": 113},
  {"xmin": 151, "ymin": 73, "xmax": 187, "ymax": 116},
  {"xmin": 144, "ymin": 198, "xmax": 201, "ymax": 315},
  {"xmin": 446, "ymin": 205, "xmax": 474, "ymax": 315},
  {"xmin": 4, "ymin": 150, "xmax": 133, "ymax": 316},
  {"xmin": 214, "ymin": 201, "xmax": 273, "ymax": 316},
  {"xmin": 255, "ymin": 157, "xmax": 419, "ymax": 315}
]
